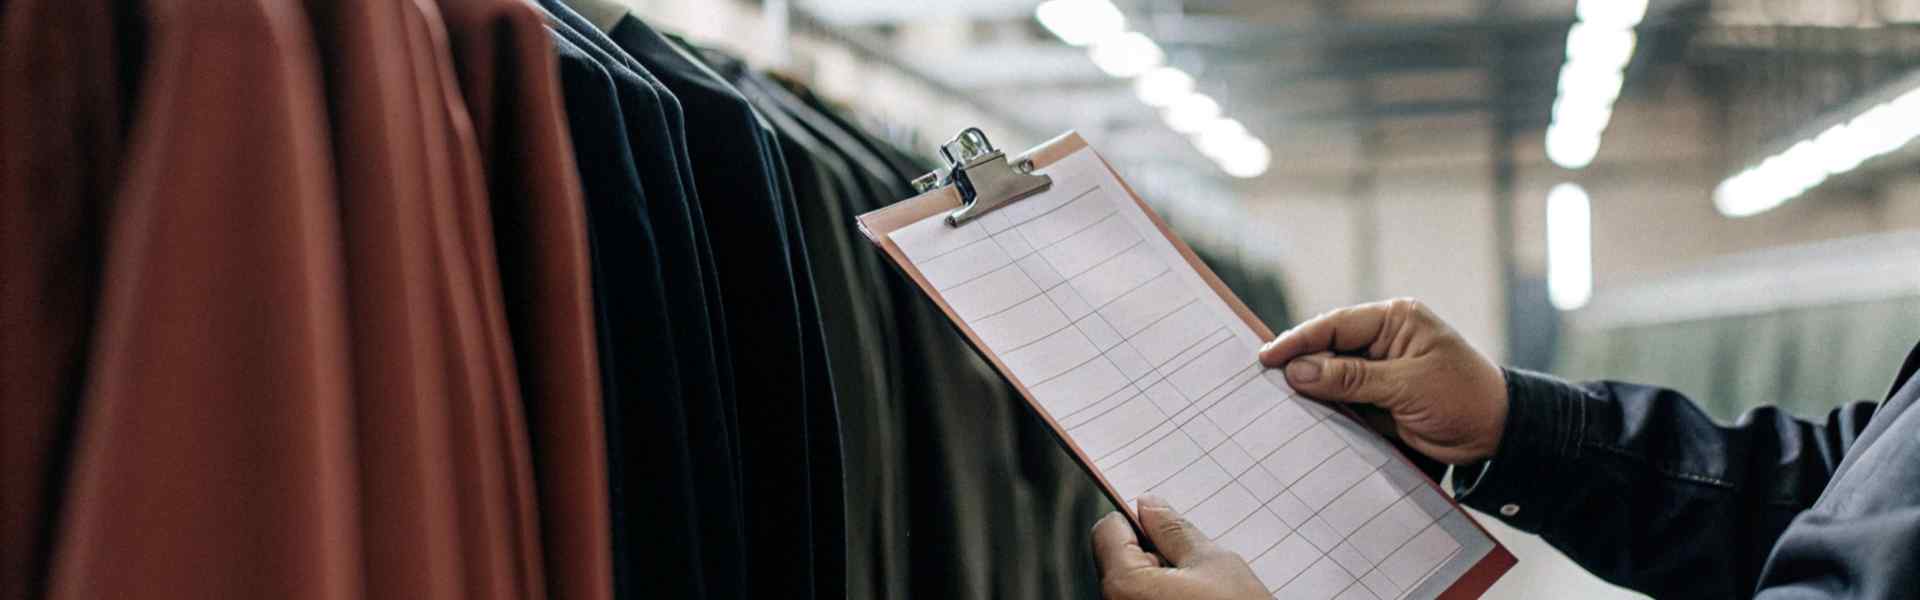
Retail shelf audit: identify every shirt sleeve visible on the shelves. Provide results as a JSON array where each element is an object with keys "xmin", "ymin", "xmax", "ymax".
[{"xmin": 1450, "ymin": 368, "xmax": 1877, "ymax": 599}]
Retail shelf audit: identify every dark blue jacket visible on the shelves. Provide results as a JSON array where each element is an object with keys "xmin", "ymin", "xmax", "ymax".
[{"xmin": 1455, "ymin": 344, "xmax": 1920, "ymax": 598}]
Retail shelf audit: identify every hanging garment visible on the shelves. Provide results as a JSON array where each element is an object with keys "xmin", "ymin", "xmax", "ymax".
[
  {"xmin": 303, "ymin": 0, "xmax": 543, "ymax": 598},
  {"xmin": 1, "ymin": 1, "xmax": 140, "ymax": 596},
  {"xmin": 727, "ymin": 67, "xmax": 898, "ymax": 600},
  {"xmin": 435, "ymin": 2, "xmax": 616, "ymax": 598},
  {"xmin": 1192, "ymin": 246, "xmax": 1294, "ymax": 330},
  {"xmin": 1, "ymin": 1, "xmax": 363, "ymax": 598},
  {"xmin": 3, "ymin": 0, "xmax": 623, "ymax": 598},
  {"xmin": 0, "ymin": 1, "xmax": 136, "ymax": 596},
  {"xmin": 701, "ymin": 51, "xmax": 850, "ymax": 600},
  {"xmin": 606, "ymin": 17, "xmax": 824, "ymax": 600},
  {"xmin": 543, "ymin": 25, "xmax": 711, "ymax": 600},
  {"xmin": 538, "ymin": 6, "xmax": 751, "ymax": 598}
]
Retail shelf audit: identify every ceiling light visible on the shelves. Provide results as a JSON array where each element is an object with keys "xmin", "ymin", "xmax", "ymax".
[
  {"xmin": 1809, "ymin": 123, "xmax": 1870, "ymax": 174},
  {"xmin": 1715, "ymin": 170, "xmax": 1789, "ymax": 218},
  {"xmin": 1163, "ymin": 93, "xmax": 1220, "ymax": 133},
  {"xmin": 1193, "ymin": 118, "xmax": 1250, "ymax": 157},
  {"xmin": 1712, "ymin": 79, "xmax": 1920, "ymax": 218},
  {"xmin": 1546, "ymin": 182, "xmax": 1593, "ymax": 311},
  {"xmin": 1576, "ymin": 0, "xmax": 1648, "ymax": 29},
  {"xmin": 1548, "ymin": 1, "xmax": 1646, "ymax": 172},
  {"xmin": 1217, "ymin": 139, "xmax": 1271, "ymax": 178},
  {"xmin": 1557, "ymin": 60, "xmax": 1624, "ymax": 102},
  {"xmin": 1134, "ymin": 67, "xmax": 1195, "ymax": 107},
  {"xmin": 1565, "ymin": 23, "xmax": 1637, "ymax": 68},
  {"xmin": 1035, "ymin": 0, "xmax": 1126, "ymax": 46},
  {"xmin": 1551, "ymin": 96, "xmax": 1613, "ymax": 134},
  {"xmin": 1775, "ymin": 140, "xmax": 1830, "ymax": 191},
  {"xmin": 1545, "ymin": 124, "xmax": 1600, "ymax": 169},
  {"xmin": 1089, "ymin": 32, "xmax": 1164, "ymax": 78},
  {"xmin": 1852, "ymin": 102, "xmax": 1920, "ymax": 157}
]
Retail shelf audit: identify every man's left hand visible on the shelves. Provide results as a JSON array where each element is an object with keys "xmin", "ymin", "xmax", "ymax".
[{"xmin": 1091, "ymin": 495, "xmax": 1269, "ymax": 600}]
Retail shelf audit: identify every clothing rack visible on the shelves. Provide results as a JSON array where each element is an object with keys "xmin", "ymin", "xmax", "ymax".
[
  {"xmin": 0, "ymin": 2, "xmax": 1123, "ymax": 600},
  {"xmin": 786, "ymin": 9, "xmax": 1054, "ymax": 144}
]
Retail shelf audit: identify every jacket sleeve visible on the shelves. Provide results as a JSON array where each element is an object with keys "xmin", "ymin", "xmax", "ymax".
[{"xmin": 1452, "ymin": 368, "xmax": 1878, "ymax": 599}]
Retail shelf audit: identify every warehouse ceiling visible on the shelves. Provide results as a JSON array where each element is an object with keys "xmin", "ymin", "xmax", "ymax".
[{"xmin": 799, "ymin": 0, "xmax": 1920, "ymax": 183}]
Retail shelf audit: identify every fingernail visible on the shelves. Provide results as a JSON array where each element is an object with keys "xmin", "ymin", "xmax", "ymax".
[
  {"xmin": 1286, "ymin": 357, "xmax": 1323, "ymax": 383},
  {"xmin": 1137, "ymin": 494, "xmax": 1169, "ymax": 510}
]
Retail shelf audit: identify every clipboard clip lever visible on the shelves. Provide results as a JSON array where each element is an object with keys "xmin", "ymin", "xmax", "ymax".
[{"xmin": 912, "ymin": 128, "xmax": 1052, "ymax": 227}]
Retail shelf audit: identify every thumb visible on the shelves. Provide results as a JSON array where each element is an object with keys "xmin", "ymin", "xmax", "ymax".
[
  {"xmin": 1136, "ymin": 495, "xmax": 1219, "ymax": 568},
  {"xmin": 1282, "ymin": 352, "xmax": 1401, "ymax": 407}
]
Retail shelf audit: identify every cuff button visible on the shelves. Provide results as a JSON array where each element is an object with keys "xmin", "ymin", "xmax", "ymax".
[{"xmin": 1498, "ymin": 503, "xmax": 1521, "ymax": 517}]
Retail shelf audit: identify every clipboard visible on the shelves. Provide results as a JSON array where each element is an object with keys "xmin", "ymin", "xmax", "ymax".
[{"xmin": 857, "ymin": 129, "xmax": 1515, "ymax": 599}]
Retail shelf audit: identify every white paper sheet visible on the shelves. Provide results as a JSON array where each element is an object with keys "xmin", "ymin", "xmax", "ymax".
[{"xmin": 889, "ymin": 148, "xmax": 1498, "ymax": 600}]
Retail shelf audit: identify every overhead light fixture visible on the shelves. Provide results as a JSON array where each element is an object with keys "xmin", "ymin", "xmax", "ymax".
[
  {"xmin": 1575, "ymin": 0, "xmax": 1649, "ymax": 29},
  {"xmin": 1714, "ymin": 82, "xmax": 1920, "ymax": 217},
  {"xmin": 1558, "ymin": 61, "xmax": 1625, "ymax": 99},
  {"xmin": 1809, "ymin": 123, "xmax": 1870, "ymax": 175},
  {"xmin": 1218, "ymin": 139, "xmax": 1271, "ymax": 179},
  {"xmin": 1551, "ymin": 97, "xmax": 1613, "ymax": 133},
  {"xmin": 1564, "ymin": 23, "xmax": 1637, "ymax": 67},
  {"xmin": 1545, "ymin": 1, "xmax": 1645, "ymax": 169},
  {"xmin": 1033, "ymin": 2, "xmax": 1270, "ymax": 179},
  {"xmin": 1545, "ymin": 124, "xmax": 1601, "ymax": 169},
  {"xmin": 1714, "ymin": 171, "xmax": 1788, "ymax": 218},
  {"xmin": 1035, "ymin": 0, "xmax": 1126, "ymax": 46},
  {"xmin": 1546, "ymin": 182, "xmax": 1593, "ymax": 311},
  {"xmin": 1163, "ymin": 93, "xmax": 1220, "ymax": 133},
  {"xmin": 1088, "ymin": 32, "xmax": 1164, "ymax": 78},
  {"xmin": 1134, "ymin": 67, "xmax": 1195, "ymax": 107},
  {"xmin": 1192, "ymin": 118, "xmax": 1249, "ymax": 158}
]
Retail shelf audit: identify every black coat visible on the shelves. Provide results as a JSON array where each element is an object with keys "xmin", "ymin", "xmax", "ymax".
[{"xmin": 1456, "ymin": 344, "xmax": 1920, "ymax": 598}]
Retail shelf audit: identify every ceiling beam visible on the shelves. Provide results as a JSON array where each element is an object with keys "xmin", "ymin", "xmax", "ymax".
[{"xmin": 1689, "ymin": 23, "xmax": 1920, "ymax": 61}]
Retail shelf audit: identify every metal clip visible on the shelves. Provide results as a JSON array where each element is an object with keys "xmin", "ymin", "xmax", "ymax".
[{"xmin": 915, "ymin": 128, "xmax": 1051, "ymax": 227}]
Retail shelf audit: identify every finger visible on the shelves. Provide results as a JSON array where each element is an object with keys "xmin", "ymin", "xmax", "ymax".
[
  {"xmin": 1092, "ymin": 512, "xmax": 1161, "ymax": 578},
  {"xmin": 1258, "ymin": 300, "xmax": 1402, "ymax": 367},
  {"xmin": 1136, "ymin": 495, "xmax": 1220, "ymax": 568},
  {"xmin": 1281, "ymin": 352, "xmax": 1408, "ymax": 408}
]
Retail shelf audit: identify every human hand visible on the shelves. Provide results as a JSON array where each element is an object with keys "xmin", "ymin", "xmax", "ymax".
[
  {"xmin": 1256, "ymin": 298, "xmax": 1508, "ymax": 465},
  {"xmin": 1091, "ymin": 495, "xmax": 1270, "ymax": 600}
]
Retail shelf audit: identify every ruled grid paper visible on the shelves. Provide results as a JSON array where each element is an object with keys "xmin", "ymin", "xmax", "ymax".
[{"xmin": 888, "ymin": 149, "xmax": 1497, "ymax": 600}]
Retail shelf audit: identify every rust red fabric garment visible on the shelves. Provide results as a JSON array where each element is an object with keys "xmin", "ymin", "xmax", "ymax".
[
  {"xmin": 0, "ymin": 0, "xmax": 612, "ymax": 598},
  {"xmin": 2, "ymin": 1, "xmax": 363, "ymax": 598},
  {"xmin": 436, "ymin": 2, "xmax": 615, "ymax": 600},
  {"xmin": 0, "ymin": 1, "xmax": 137, "ymax": 597},
  {"xmin": 298, "ymin": 0, "xmax": 548, "ymax": 597}
]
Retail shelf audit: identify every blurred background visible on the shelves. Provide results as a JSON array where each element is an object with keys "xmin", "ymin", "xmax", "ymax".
[{"xmin": 634, "ymin": 0, "xmax": 1920, "ymax": 597}]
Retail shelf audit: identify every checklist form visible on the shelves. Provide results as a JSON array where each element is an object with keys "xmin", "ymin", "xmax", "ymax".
[{"xmin": 864, "ymin": 137, "xmax": 1512, "ymax": 600}]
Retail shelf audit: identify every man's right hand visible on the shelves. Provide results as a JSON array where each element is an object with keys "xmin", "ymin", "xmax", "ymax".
[{"xmin": 1256, "ymin": 299, "xmax": 1509, "ymax": 465}]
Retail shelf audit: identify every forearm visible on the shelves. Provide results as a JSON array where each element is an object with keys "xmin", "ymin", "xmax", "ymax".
[{"xmin": 1452, "ymin": 369, "xmax": 1876, "ymax": 599}]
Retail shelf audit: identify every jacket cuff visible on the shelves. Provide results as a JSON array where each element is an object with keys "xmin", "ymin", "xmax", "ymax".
[{"xmin": 1451, "ymin": 367, "xmax": 1588, "ymax": 534}]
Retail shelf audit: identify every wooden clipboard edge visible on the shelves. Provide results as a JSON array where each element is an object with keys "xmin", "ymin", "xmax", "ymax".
[
  {"xmin": 856, "ymin": 131, "xmax": 1516, "ymax": 596},
  {"xmin": 1440, "ymin": 544, "xmax": 1519, "ymax": 600}
]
